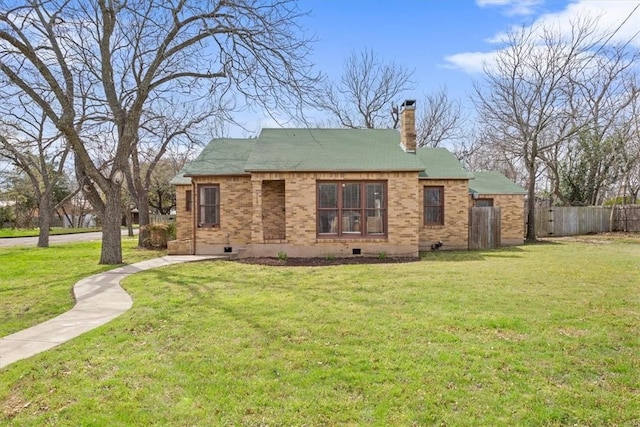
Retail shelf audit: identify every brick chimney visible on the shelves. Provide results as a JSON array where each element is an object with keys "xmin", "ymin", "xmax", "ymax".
[{"xmin": 400, "ymin": 99, "xmax": 416, "ymax": 153}]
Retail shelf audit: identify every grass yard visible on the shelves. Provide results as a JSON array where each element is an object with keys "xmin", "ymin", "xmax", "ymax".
[
  {"xmin": 0, "ymin": 238, "xmax": 165, "ymax": 336},
  {"xmin": 1, "ymin": 236, "xmax": 639, "ymax": 425},
  {"xmin": 0, "ymin": 227, "xmax": 100, "ymax": 238}
]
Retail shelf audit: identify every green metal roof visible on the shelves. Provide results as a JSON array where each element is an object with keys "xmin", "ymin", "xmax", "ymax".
[
  {"xmin": 244, "ymin": 128, "xmax": 425, "ymax": 172},
  {"xmin": 469, "ymin": 171, "xmax": 527, "ymax": 195},
  {"xmin": 416, "ymin": 147, "xmax": 473, "ymax": 179}
]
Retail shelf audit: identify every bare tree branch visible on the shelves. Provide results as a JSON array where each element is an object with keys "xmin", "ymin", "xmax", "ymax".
[
  {"xmin": 416, "ymin": 87, "xmax": 466, "ymax": 147},
  {"xmin": 314, "ymin": 49, "xmax": 414, "ymax": 129}
]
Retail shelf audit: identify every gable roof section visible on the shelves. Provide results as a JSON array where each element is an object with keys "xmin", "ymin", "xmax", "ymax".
[
  {"xmin": 244, "ymin": 128, "xmax": 425, "ymax": 172},
  {"xmin": 416, "ymin": 147, "xmax": 473, "ymax": 179},
  {"xmin": 171, "ymin": 128, "xmax": 481, "ymax": 182},
  {"xmin": 181, "ymin": 138, "xmax": 256, "ymax": 177},
  {"xmin": 469, "ymin": 171, "xmax": 527, "ymax": 195},
  {"xmin": 169, "ymin": 172, "xmax": 192, "ymax": 185}
]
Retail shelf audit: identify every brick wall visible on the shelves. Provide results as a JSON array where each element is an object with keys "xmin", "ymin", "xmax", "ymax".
[
  {"xmin": 262, "ymin": 180, "xmax": 286, "ymax": 241},
  {"xmin": 175, "ymin": 184, "xmax": 192, "ymax": 241},
  {"xmin": 171, "ymin": 176, "xmax": 254, "ymax": 254},
  {"xmin": 248, "ymin": 171, "xmax": 419, "ymax": 257},
  {"xmin": 419, "ymin": 179, "xmax": 470, "ymax": 250},
  {"xmin": 175, "ymin": 172, "xmax": 480, "ymax": 257}
]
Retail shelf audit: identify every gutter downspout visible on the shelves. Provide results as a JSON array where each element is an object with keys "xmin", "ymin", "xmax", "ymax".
[{"xmin": 191, "ymin": 180, "xmax": 197, "ymax": 255}]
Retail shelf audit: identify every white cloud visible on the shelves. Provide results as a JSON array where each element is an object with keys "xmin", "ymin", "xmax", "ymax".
[
  {"xmin": 476, "ymin": 0, "xmax": 543, "ymax": 16},
  {"xmin": 488, "ymin": 1, "xmax": 640, "ymax": 45},
  {"xmin": 443, "ymin": 51, "xmax": 497, "ymax": 74},
  {"xmin": 450, "ymin": 0, "xmax": 640, "ymax": 75},
  {"xmin": 533, "ymin": 0, "xmax": 640, "ymax": 46}
]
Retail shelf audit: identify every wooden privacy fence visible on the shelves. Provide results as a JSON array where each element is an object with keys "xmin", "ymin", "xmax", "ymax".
[
  {"xmin": 614, "ymin": 205, "xmax": 640, "ymax": 232},
  {"xmin": 469, "ymin": 206, "xmax": 501, "ymax": 249},
  {"xmin": 535, "ymin": 206, "xmax": 611, "ymax": 237},
  {"xmin": 534, "ymin": 205, "xmax": 640, "ymax": 237}
]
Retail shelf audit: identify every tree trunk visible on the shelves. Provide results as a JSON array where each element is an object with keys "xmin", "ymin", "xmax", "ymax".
[
  {"xmin": 137, "ymin": 187, "xmax": 151, "ymax": 247},
  {"xmin": 99, "ymin": 187, "xmax": 123, "ymax": 264},
  {"xmin": 525, "ymin": 162, "xmax": 537, "ymax": 243},
  {"xmin": 37, "ymin": 194, "xmax": 52, "ymax": 248},
  {"xmin": 126, "ymin": 207, "xmax": 134, "ymax": 237}
]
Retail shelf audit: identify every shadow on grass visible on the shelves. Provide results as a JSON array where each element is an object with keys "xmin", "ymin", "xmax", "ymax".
[
  {"xmin": 527, "ymin": 238, "xmax": 565, "ymax": 245},
  {"xmin": 420, "ymin": 246, "xmax": 527, "ymax": 262}
]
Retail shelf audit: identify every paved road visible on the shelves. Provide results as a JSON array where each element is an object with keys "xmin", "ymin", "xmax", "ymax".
[{"xmin": 0, "ymin": 229, "xmax": 137, "ymax": 247}]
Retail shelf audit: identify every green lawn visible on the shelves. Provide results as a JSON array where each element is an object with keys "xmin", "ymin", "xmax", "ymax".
[
  {"xmin": 0, "ymin": 238, "xmax": 165, "ymax": 336},
  {"xmin": 0, "ymin": 227, "xmax": 101, "ymax": 238},
  {"xmin": 1, "ymin": 237, "xmax": 639, "ymax": 425}
]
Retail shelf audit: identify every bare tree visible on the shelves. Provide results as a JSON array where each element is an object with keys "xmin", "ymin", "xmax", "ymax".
[
  {"xmin": 416, "ymin": 87, "xmax": 466, "ymax": 148},
  {"xmin": 0, "ymin": 0, "xmax": 320, "ymax": 264},
  {"xmin": 474, "ymin": 17, "xmax": 607, "ymax": 242},
  {"xmin": 0, "ymin": 101, "xmax": 70, "ymax": 247},
  {"xmin": 314, "ymin": 49, "xmax": 414, "ymax": 129},
  {"xmin": 457, "ymin": 127, "xmax": 527, "ymax": 186}
]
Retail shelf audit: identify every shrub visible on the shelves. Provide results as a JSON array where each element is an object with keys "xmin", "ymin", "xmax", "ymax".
[
  {"xmin": 166, "ymin": 221, "xmax": 177, "ymax": 241},
  {"xmin": 142, "ymin": 222, "xmax": 169, "ymax": 248}
]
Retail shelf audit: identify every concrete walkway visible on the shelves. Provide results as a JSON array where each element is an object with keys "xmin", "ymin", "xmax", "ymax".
[{"xmin": 0, "ymin": 255, "xmax": 221, "ymax": 369}]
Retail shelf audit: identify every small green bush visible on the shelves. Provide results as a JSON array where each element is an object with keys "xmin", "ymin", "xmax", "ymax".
[{"xmin": 166, "ymin": 221, "xmax": 177, "ymax": 241}]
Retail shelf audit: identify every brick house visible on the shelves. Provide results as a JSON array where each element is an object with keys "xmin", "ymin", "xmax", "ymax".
[{"xmin": 169, "ymin": 101, "xmax": 526, "ymax": 258}]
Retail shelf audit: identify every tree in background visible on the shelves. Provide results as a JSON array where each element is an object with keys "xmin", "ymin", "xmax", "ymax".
[
  {"xmin": 416, "ymin": 87, "xmax": 466, "ymax": 148},
  {"xmin": 126, "ymin": 99, "xmax": 220, "ymax": 247},
  {"xmin": 473, "ymin": 17, "xmax": 628, "ymax": 242},
  {"xmin": 0, "ymin": 0, "xmax": 320, "ymax": 263},
  {"xmin": 2, "ymin": 169, "xmax": 37, "ymax": 228},
  {"xmin": 314, "ymin": 49, "xmax": 414, "ymax": 129},
  {"xmin": 558, "ymin": 131, "xmax": 624, "ymax": 206},
  {"xmin": 0, "ymin": 103, "xmax": 70, "ymax": 246},
  {"xmin": 550, "ymin": 40, "xmax": 640, "ymax": 206},
  {"xmin": 147, "ymin": 157, "xmax": 185, "ymax": 216}
]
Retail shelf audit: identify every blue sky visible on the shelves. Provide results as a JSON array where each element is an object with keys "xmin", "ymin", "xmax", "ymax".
[{"xmin": 234, "ymin": 0, "xmax": 640, "ymax": 136}]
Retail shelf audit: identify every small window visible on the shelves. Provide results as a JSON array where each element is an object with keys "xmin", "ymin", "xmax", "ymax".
[
  {"xmin": 185, "ymin": 190, "xmax": 192, "ymax": 212},
  {"xmin": 424, "ymin": 186, "xmax": 444, "ymax": 226},
  {"xmin": 475, "ymin": 198, "xmax": 493, "ymax": 207},
  {"xmin": 198, "ymin": 185, "xmax": 220, "ymax": 227}
]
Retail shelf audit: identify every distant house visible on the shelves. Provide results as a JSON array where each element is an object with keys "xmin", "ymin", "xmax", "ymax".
[{"xmin": 170, "ymin": 101, "xmax": 526, "ymax": 258}]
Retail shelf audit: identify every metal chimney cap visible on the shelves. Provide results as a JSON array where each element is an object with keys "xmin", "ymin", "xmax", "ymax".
[{"xmin": 401, "ymin": 99, "xmax": 416, "ymax": 109}]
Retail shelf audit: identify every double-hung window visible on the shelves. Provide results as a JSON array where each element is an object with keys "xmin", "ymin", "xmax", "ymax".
[
  {"xmin": 424, "ymin": 186, "xmax": 444, "ymax": 226},
  {"xmin": 317, "ymin": 181, "xmax": 386, "ymax": 237},
  {"xmin": 198, "ymin": 185, "xmax": 220, "ymax": 227}
]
